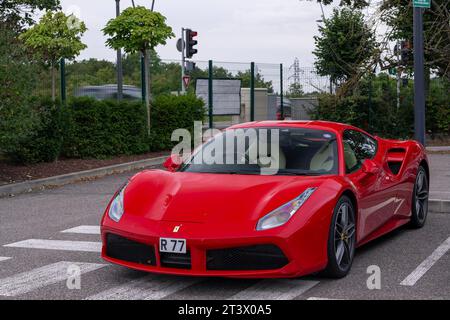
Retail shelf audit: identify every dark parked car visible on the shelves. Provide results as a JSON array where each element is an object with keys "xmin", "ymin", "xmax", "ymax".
[
  {"xmin": 276, "ymin": 97, "xmax": 292, "ymax": 120},
  {"xmin": 74, "ymin": 85, "xmax": 142, "ymax": 101}
]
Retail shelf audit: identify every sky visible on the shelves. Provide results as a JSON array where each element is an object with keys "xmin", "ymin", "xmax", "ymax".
[{"xmin": 60, "ymin": 0, "xmax": 340, "ymax": 68}]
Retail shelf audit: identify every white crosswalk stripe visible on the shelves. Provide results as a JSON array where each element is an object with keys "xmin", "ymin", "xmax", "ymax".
[
  {"xmin": 0, "ymin": 257, "xmax": 12, "ymax": 262},
  {"xmin": 228, "ymin": 279, "xmax": 319, "ymax": 300},
  {"xmin": 61, "ymin": 226, "xmax": 100, "ymax": 235},
  {"xmin": 86, "ymin": 275, "xmax": 201, "ymax": 300},
  {"xmin": 0, "ymin": 261, "xmax": 106, "ymax": 297},
  {"xmin": 4, "ymin": 239, "xmax": 102, "ymax": 252}
]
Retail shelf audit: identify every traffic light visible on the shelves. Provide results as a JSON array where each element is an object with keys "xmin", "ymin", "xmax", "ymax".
[
  {"xmin": 185, "ymin": 61, "xmax": 196, "ymax": 72},
  {"xmin": 185, "ymin": 29, "xmax": 198, "ymax": 59},
  {"xmin": 400, "ymin": 41, "xmax": 412, "ymax": 66}
]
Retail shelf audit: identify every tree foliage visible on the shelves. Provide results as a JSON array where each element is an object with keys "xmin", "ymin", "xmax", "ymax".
[
  {"xmin": 20, "ymin": 11, "xmax": 87, "ymax": 66},
  {"xmin": 287, "ymin": 83, "xmax": 304, "ymax": 98},
  {"xmin": 103, "ymin": 6, "xmax": 174, "ymax": 133},
  {"xmin": 313, "ymin": 8, "xmax": 377, "ymax": 85},
  {"xmin": 103, "ymin": 6, "xmax": 174, "ymax": 55},
  {"xmin": 0, "ymin": 0, "xmax": 60, "ymax": 29},
  {"xmin": 380, "ymin": 0, "xmax": 450, "ymax": 79},
  {"xmin": 19, "ymin": 11, "xmax": 87, "ymax": 100}
]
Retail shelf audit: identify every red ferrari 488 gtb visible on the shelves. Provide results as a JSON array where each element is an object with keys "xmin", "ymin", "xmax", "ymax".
[{"xmin": 100, "ymin": 121, "xmax": 429, "ymax": 278}]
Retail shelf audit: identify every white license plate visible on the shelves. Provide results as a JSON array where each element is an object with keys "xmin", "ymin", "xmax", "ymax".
[{"xmin": 159, "ymin": 238, "xmax": 187, "ymax": 254}]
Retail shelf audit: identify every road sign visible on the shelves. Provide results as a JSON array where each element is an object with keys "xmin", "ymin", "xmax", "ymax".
[
  {"xmin": 196, "ymin": 78, "xmax": 242, "ymax": 116},
  {"xmin": 413, "ymin": 0, "xmax": 431, "ymax": 8},
  {"xmin": 176, "ymin": 38, "xmax": 185, "ymax": 52},
  {"xmin": 183, "ymin": 76, "xmax": 191, "ymax": 89}
]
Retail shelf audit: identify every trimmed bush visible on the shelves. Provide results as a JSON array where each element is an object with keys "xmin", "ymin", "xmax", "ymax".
[
  {"xmin": 62, "ymin": 97, "xmax": 149, "ymax": 159},
  {"xmin": 149, "ymin": 94, "xmax": 206, "ymax": 151},
  {"xmin": 2, "ymin": 94, "xmax": 205, "ymax": 164},
  {"xmin": 3, "ymin": 97, "xmax": 64, "ymax": 164}
]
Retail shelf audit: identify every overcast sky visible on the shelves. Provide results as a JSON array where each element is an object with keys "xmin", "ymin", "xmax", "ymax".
[{"xmin": 60, "ymin": 0, "xmax": 340, "ymax": 67}]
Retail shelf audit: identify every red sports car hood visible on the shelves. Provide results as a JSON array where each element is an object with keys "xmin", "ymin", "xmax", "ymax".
[{"xmin": 122, "ymin": 170, "xmax": 327, "ymax": 225}]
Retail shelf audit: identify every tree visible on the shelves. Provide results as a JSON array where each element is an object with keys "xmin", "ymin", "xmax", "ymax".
[
  {"xmin": 380, "ymin": 0, "xmax": 450, "ymax": 80},
  {"xmin": 313, "ymin": 8, "xmax": 377, "ymax": 86},
  {"xmin": 103, "ymin": 6, "xmax": 174, "ymax": 135},
  {"xmin": 320, "ymin": 0, "xmax": 369, "ymax": 9},
  {"xmin": 0, "ymin": 0, "xmax": 60, "ymax": 30},
  {"xmin": 19, "ymin": 11, "xmax": 87, "ymax": 101},
  {"xmin": 236, "ymin": 70, "xmax": 274, "ymax": 93},
  {"xmin": 287, "ymin": 83, "xmax": 304, "ymax": 98}
]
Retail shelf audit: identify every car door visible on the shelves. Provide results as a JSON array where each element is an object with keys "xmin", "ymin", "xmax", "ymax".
[{"xmin": 343, "ymin": 130, "xmax": 397, "ymax": 241}]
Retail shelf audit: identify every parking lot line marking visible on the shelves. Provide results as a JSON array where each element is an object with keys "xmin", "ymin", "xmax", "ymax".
[
  {"xmin": 228, "ymin": 280, "xmax": 319, "ymax": 300},
  {"xmin": 86, "ymin": 275, "xmax": 201, "ymax": 300},
  {"xmin": 0, "ymin": 257, "xmax": 12, "ymax": 262},
  {"xmin": 401, "ymin": 236, "xmax": 450, "ymax": 286},
  {"xmin": 0, "ymin": 261, "xmax": 105, "ymax": 297},
  {"xmin": 4, "ymin": 239, "xmax": 102, "ymax": 253},
  {"xmin": 61, "ymin": 226, "xmax": 100, "ymax": 235}
]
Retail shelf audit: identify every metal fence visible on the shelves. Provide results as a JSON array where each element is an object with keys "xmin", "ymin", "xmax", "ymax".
[{"xmin": 31, "ymin": 55, "xmax": 333, "ymax": 128}]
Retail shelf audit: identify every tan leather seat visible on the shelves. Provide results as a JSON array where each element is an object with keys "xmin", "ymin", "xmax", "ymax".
[
  {"xmin": 310, "ymin": 143, "xmax": 334, "ymax": 172},
  {"xmin": 343, "ymin": 142, "xmax": 358, "ymax": 172}
]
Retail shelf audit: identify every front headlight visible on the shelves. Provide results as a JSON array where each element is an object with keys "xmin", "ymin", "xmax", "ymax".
[
  {"xmin": 256, "ymin": 188, "xmax": 317, "ymax": 231},
  {"xmin": 108, "ymin": 184, "xmax": 127, "ymax": 222}
]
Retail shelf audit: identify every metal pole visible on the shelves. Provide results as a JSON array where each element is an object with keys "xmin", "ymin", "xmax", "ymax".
[
  {"xmin": 181, "ymin": 28, "xmax": 186, "ymax": 94},
  {"xmin": 116, "ymin": 0, "xmax": 123, "ymax": 101},
  {"xmin": 413, "ymin": 7, "xmax": 426, "ymax": 145},
  {"xmin": 397, "ymin": 41, "xmax": 401, "ymax": 111},
  {"xmin": 250, "ymin": 62, "xmax": 255, "ymax": 121},
  {"xmin": 208, "ymin": 60, "xmax": 214, "ymax": 129},
  {"xmin": 60, "ymin": 58, "xmax": 66, "ymax": 106},
  {"xmin": 280, "ymin": 63, "xmax": 284, "ymax": 120},
  {"xmin": 141, "ymin": 55, "xmax": 146, "ymax": 103}
]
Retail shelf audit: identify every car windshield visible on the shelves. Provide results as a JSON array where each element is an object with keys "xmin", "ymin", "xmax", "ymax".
[{"xmin": 180, "ymin": 127, "xmax": 338, "ymax": 176}]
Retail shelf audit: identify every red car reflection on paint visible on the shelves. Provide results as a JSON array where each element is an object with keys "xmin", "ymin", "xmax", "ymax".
[{"xmin": 100, "ymin": 121, "xmax": 429, "ymax": 278}]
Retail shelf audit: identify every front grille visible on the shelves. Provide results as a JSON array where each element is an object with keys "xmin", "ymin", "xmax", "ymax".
[
  {"xmin": 160, "ymin": 251, "xmax": 192, "ymax": 269},
  {"xmin": 105, "ymin": 233, "xmax": 156, "ymax": 266},
  {"xmin": 207, "ymin": 245, "xmax": 289, "ymax": 271}
]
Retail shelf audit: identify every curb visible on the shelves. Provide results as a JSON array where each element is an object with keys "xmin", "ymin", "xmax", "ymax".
[
  {"xmin": 0, "ymin": 156, "xmax": 167, "ymax": 198},
  {"xmin": 429, "ymin": 199, "xmax": 450, "ymax": 214}
]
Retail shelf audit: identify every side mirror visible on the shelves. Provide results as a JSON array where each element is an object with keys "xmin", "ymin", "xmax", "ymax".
[
  {"xmin": 362, "ymin": 159, "xmax": 379, "ymax": 175},
  {"xmin": 163, "ymin": 154, "xmax": 182, "ymax": 172}
]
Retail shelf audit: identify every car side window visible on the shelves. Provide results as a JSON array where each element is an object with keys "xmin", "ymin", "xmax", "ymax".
[{"xmin": 343, "ymin": 130, "xmax": 377, "ymax": 173}]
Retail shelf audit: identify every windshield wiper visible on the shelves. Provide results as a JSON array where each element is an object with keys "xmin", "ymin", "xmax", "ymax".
[
  {"xmin": 276, "ymin": 171, "xmax": 323, "ymax": 176},
  {"xmin": 201, "ymin": 171, "xmax": 260, "ymax": 175}
]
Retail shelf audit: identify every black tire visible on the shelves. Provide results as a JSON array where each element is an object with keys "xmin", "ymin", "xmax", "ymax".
[
  {"xmin": 323, "ymin": 196, "xmax": 356, "ymax": 278},
  {"xmin": 409, "ymin": 166, "xmax": 429, "ymax": 229}
]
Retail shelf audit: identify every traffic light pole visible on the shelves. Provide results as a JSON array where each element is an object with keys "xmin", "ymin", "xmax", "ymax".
[
  {"xmin": 250, "ymin": 62, "xmax": 255, "ymax": 122},
  {"xmin": 396, "ymin": 41, "xmax": 401, "ymax": 111},
  {"xmin": 181, "ymin": 28, "xmax": 186, "ymax": 94},
  {"xmin": 115, "ymin": 0, "xmax": 123, "ymax": 101},
  {"xmin": 280, "ymin": 64, "xmax": 284, "ymax": 120},
  {"xmin": 208, "ymin": 60, "xmax": 213, "ymax": 129},
  {"xmin": 413, "ymin": 7, "xmax": 426, "ymax": 145}
]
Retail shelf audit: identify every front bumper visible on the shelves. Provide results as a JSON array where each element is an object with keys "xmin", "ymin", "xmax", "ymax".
[{"xmin": 101, "ymin": 218, "xmax": 327, "ymax": 278}]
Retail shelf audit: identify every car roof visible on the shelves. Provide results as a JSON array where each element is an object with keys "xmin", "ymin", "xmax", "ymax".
[{"xmin": 228, "ymin": 120, "xmax": 359, "ymax": 133}]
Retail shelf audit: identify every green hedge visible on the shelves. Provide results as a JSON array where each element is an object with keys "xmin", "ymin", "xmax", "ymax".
[
  {"xmin": 62, "ymin": 97, "xmax": 149, "ymax": 158},
  {"xmin": 149, "ymin": 94, "xmax": 206, "ymax": 150},
  {"xmin": 3, "ymin": 94, "xmax": 205, "ymax": 164},
  {"xmin": 2, "ymin": 97, "xmax": 64, "ymax": 164},
  {"xmin": 312, "ymin": 76, "xmax": 449, "ymax": 139}
]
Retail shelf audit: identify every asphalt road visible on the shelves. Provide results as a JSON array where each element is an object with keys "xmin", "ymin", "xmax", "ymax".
[
  {"xmin": 429, "ymin": 153, "xmax": 450, "ymax": 200},
  {"xmin": 0, "ymin": 168, "xmax": 449, "ymax": 300}
]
